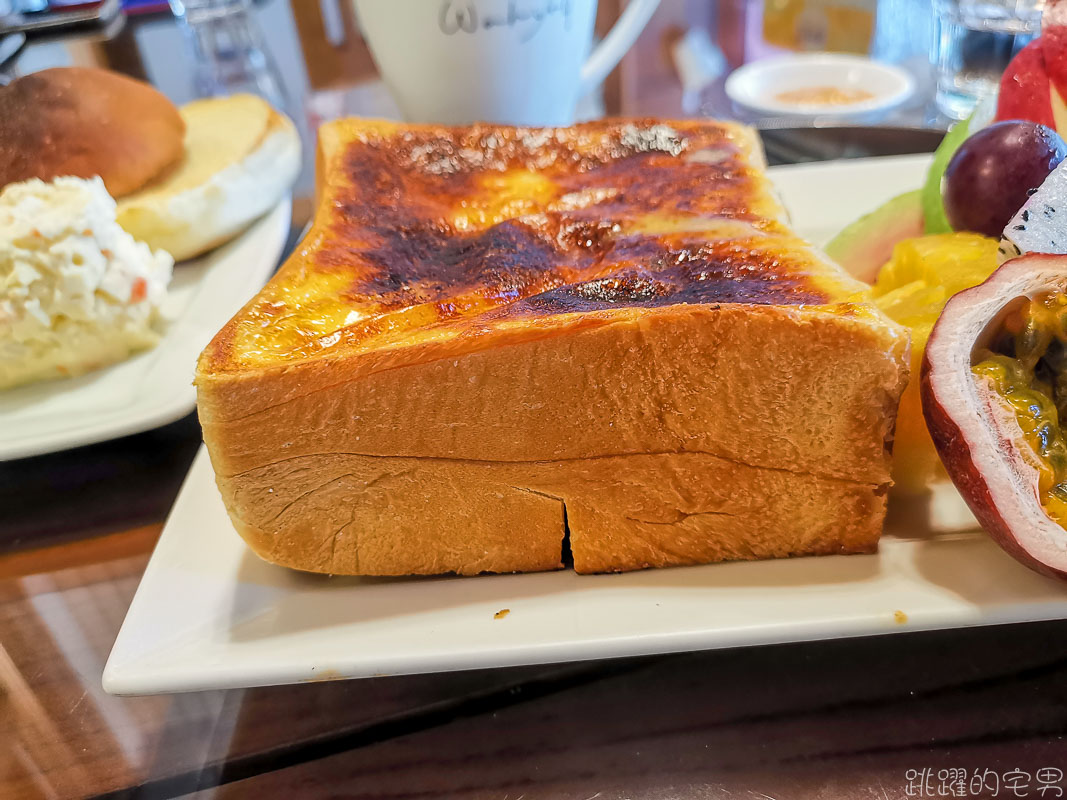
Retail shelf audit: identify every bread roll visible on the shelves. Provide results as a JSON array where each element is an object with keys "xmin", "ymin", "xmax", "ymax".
[{"xmin": 0, "ymin": 67, "xmax": 185, "ymax": 197}]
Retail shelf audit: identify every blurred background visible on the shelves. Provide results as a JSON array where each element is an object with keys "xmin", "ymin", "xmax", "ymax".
[{"xmin": 0, "ymin": 0, "xmax": 1043, "ymax": 239}]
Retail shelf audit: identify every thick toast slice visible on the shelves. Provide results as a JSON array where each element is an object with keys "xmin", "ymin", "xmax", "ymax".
[{"xmin": 196, "ymin": 118, "xmax": 909, "ymax": 575}]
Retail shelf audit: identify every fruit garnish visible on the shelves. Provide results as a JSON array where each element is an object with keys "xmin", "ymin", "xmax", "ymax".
[
  {"xmin": 924, "ymin": 118, "xmax": 974, "ymax": 235},
  {"xmin": 996, "ymin": 0, "xmax": 1067, "ymax": 133},
  {"xmin": 1044, "ymin": 0, "xmax": 1067, "ymax": 131},
  {"xmin": 923, "ymin": 97, "xmax": 998, "ymax": 236},
  {"xmin": 824, "ymin": 190, "xmax": 923, "ymax": 283},
  {"xmin": 871, "ymin": 233, "xmax": 1001, "ymax": 492},
  {"xmin": 997, "ymin": 39, "xmax": 1058, "ymax": 130},
  {"xmin": 943, "ymin": 120, "xmax": 1067, "ymax": 237},
  {"xmin": 998, "ymin": 159, "xmax": 1067, "ymax": 261},
  {"xmin": 829, "ymin": 102, "xmax": 995, "ymax": 274},
  {"xmin": 922, "ymin": 255, "xmax": 1067, "ymax": 580}
]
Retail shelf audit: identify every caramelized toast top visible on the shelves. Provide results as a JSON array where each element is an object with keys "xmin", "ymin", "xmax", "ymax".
[{"xmin": 200, "ymin": 118, "xmax": 876, "ymax": 375}]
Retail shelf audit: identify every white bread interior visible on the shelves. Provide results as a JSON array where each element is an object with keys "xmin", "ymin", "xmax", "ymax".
[{"xmin": 117, "ymin": 94, "xmax": 300, "ymax": 262}]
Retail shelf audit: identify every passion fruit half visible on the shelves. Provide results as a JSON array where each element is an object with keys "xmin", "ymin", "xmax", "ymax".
[{"xmin": 922, "ymin": 254, "xmax": 1067, "ymax": 580}]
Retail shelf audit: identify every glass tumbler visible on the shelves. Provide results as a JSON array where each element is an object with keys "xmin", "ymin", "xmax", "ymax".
[
  {"xmin": 933, "ymin": 0, "xmax": 1044, "ymax": 120},
  {"xmin": 169, "ymin": 0, "xmax": 288, "ymax": 111}
]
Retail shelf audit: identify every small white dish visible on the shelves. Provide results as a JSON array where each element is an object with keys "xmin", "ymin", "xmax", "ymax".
[
  {"xmin": 0, "ymin": 198, "xmax": 290, "ymax": 461},
  {"xmin": 725, "ymin": 53, "xmax": 915, "ymax": 118},
  {"xmin": 104, "ymin": 157, "xmax": 1067, "ymax": 696}
]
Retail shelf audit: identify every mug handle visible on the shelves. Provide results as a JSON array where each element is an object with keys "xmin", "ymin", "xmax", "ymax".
[{"xmin": 579, "ymin": 0, "xmax": 661, "ymax": 95}]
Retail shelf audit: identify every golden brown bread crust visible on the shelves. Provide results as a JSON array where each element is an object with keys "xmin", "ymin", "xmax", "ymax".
[
  {"xmin": 196, "ymin": 117, "xmax": 910, "ymax": 575},
  {"xmin": 0, "ymin": 67, "xmax": 185, "ymax": 197},
  {"xmin": 200, "ymin": 304, "xmax": 905, "ymax": 482},
  {"xmin": 221, "ymin": 451, "xmax": 883, "ymax": 576},
  {"xmin": 200, "ymin": 306, "xmax": 908, "ymax": 575}
]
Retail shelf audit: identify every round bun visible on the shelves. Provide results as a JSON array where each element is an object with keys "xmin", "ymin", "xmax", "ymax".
[{"xmin": 0, "ymin": 67, "xmax": 185, "ymax": 197}]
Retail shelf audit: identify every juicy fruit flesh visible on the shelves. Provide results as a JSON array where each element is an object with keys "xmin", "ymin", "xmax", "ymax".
[
  {"xmin": 872, "ymin": 233, "xmax": 1001, "ymax": 491},
  {"xmin": 972, "ymin": 291, "xmax": 1067, "ymax": 527},
  {"xmin": 997, "ymin": 159, "xmax": 1067, "ymax": 262},
  {"xmin": 823, "ymin": 189, "xmax": 924, "ymax": 283}
]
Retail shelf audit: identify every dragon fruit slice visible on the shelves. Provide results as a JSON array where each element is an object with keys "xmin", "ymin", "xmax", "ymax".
[{"xmin": 998, "ymin": 159, "xmax": 1067, "ymax": 262}]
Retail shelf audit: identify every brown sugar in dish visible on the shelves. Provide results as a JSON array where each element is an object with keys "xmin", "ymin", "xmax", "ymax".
[{"xmin": 774, "ymin": 86, "xmax": 876, "ymax": 106}]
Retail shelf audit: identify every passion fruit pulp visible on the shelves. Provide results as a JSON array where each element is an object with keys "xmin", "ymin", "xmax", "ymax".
[
  {"xmin": 972, "ymin": 293, "xmax": 1067, "ymax": 525},
  {"xmin": 922, "ymin": 254, "xmax": 1067, "ymax": 580}
]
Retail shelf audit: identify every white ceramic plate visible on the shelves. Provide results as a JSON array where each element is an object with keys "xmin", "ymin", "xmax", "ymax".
[
  {"xmin": 0, "ymin": 198, "xmax": 291, "ymax": 461},
  {"xmin": 725, "ymin": 54, "xmax": 915, "ymax": 118},
  {"xmin": 104, "ymin": 157, "xmax": 1067, "ymax": 696}
]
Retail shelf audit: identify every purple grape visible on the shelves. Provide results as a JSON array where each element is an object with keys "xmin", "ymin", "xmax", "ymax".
[{"xmin": 943, "ymin": 121, "xmax": 1067, "ymax": 238}]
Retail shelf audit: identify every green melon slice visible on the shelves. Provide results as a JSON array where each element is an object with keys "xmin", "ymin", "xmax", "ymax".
[
  {"xmin": 921, "ymin": 97, "xmax": 998, "ymax": 235},
  {"xmin": 922, "ymin": 119, "xmax": 971, "ymax": 235},
  {"xmin": 824, "ymin": 189, "xmax": 924, "ymax": 284}
]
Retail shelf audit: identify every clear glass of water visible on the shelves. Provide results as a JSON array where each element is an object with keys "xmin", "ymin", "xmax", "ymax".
[
  {"xmin": 933, "ymin": 0, "xmax": 1044, "ymax": 120},
  {"xmin": 169, "ymin": 0, "xmax": 288, "ymax": 112}
]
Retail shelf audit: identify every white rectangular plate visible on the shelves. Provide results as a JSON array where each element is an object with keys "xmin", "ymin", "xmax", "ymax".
[
  {"xmin": 0, "ymin": 198, "xmax": 291, "ymax": 461},
  {"xmin": 104, "ymin": 156, "xmax": 1067, "ymax": 695}
]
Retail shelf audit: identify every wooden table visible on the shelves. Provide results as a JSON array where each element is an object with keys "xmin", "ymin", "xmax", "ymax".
[{"xmin": 3, "ymin": 123, "xmax": 1066, "ymax": 800}]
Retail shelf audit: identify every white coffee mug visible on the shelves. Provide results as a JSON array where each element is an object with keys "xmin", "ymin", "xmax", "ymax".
[{"xmin": 353, "ymin": 0, "xmax": 660, "ymax": 126}]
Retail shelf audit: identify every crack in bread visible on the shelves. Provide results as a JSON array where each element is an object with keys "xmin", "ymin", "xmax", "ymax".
[
  {"xmin": 218, "ymin": 450, "xmax": 886, "ymax": 575},
  {"xmin": 196, "ymin": 118, "xmax": 910, "ymax": 575},
  {"xmin": 624, "ymin": 509, "xmax": 739, "ymax": 526}
]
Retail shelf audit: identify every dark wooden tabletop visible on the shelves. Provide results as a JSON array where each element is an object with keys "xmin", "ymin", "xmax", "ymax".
[{"xmin": 4, "ymin": 127, "xmax": 1067, "ymax": 800}]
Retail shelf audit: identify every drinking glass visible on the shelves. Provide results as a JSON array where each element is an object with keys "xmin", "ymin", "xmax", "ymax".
[
  {"xmin": 168, "ymin": 0, "xmax": 288, "ymax": 112},
  {"xmin": 933, "ymin": 0, "xmax": 1044, "ymax": 120},
  {"xmin": 0, "ymin": 32, "xmax": 23, "ymax": 87}
]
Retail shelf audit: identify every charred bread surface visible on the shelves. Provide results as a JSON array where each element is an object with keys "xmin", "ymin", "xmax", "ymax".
[{"xmin": 197, "ymin": 118, "xmax": 909, "ymax": 575}]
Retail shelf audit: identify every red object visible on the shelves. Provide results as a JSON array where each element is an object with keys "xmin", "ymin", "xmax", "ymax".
[
  {"xmin": 996, "ymin": 39, "xmax": 1056, "ymax": 127},
  {"xmin": 1042, "ymin": 1, "xmax": 1067, "ymax": 104}
]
